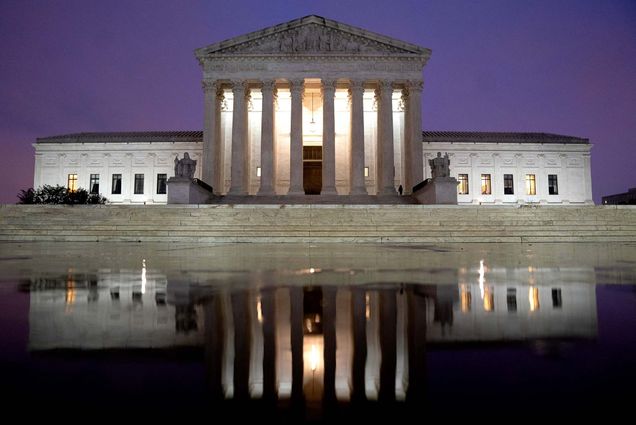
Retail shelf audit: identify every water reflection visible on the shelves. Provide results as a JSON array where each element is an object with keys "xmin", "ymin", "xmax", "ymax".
[{"xmin": 24, "ymin": 263, "xmax": 598, "ymax": 407}]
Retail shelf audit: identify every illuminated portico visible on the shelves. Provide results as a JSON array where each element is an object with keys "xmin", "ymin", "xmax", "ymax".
[{"xmin": 195, "ymin": 15, "xmax": 430, "ymax": 196}]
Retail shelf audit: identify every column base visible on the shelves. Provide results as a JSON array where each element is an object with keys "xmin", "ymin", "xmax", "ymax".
[
  {"xmin": 256, "ymin": 188, "xmax": 276, "ymax": 196},
  {"xmin": 228, "ymin": 187, "xmax": 249, "ymax": 196},
  {"xmin": 349, "ymin": 186, "xmax": 368, "ymax": 196},
  {"xmin": 287, "ymin": 185, "xmax": 305, "ymax": 196},
  {"xmin": 321, "ymin": 187, "xmax": 338, "ymax": 196},
  {"xmin": 378, "ymin": 186, "xmax": 397, "ymax": 196}
]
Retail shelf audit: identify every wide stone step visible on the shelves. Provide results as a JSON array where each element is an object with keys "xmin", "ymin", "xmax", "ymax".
[{"xmin": 2, "ymin": 204, "xmax": 635, "ymax": 243}]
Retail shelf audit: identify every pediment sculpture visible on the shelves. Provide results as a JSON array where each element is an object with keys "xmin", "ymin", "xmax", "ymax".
[{"xmin": 214, "ymin": 24, "xmax": 407, "ymax": 55}]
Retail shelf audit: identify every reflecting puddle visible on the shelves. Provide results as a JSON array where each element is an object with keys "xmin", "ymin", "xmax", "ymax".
[{"xmin": 1, "ymin": 242, "xmax": 635, "ymax": 419}]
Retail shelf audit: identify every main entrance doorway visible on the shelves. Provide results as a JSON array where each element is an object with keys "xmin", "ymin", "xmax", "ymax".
[{"xmin": 303, "ymin": 146, "xmax": 322, "ymax": 195}]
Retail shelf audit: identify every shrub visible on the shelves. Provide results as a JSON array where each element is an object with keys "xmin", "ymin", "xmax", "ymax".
[{"xmin": 17, "ymin": 185, "xmax": 108, "ymax": 205}]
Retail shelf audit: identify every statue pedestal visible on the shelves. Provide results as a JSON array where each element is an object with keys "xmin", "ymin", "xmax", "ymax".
[
  {"xmin": 412, "ymin": 177, "xmax": 458, "ymax": 205},
  {"xmin": 167, "ymin": 177, "xmax": 215, "ymax": 204}
]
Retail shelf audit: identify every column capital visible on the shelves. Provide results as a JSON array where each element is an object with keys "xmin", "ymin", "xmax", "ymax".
[
  {"xmin": 406, "ymin": 79, "xmax": 424, "ymax": 92},
  {"xmin": 230, "ymin": 80, "xmax": 250, "ymax": 93},
  {"xmin": 377, "ymin": 80, "xmax": 394, "ymax": 93},
  {"xmin": 202, "ymin": 79, "xmax": 224, "ymax": 97},
  {"xmin": 289, "ymin": 79, "xmax": 305, "ymax": 94},
  {"xmin": 261, "ymin": 80, "xmax": 276, "ymax": 92},
  {"xmin": 349, "ymin": 80, "xmax": 365, "ymax": 96},
  {"xmin": 321, "ymin": 79, "xmax": 337, "ymax": 94}
]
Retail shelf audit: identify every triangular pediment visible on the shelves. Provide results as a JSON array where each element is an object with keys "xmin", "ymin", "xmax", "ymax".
[{"xmin": 195, "ymin": 15, "xmax": 430, "ymax": 58}]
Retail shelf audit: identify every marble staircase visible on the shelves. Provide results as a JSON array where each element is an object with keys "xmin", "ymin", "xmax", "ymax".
[{"xmin": 1, "ymin": 204, "xmax": 635, "ymax": 243}]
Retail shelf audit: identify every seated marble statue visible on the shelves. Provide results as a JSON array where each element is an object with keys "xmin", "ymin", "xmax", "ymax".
[
  {"xmin": 174, "ymin": 152, "xmax": 197, "ymax": 179},
  {"xmin": 429, "ymin": 152, "xmax": 451, "ymax": 179}
]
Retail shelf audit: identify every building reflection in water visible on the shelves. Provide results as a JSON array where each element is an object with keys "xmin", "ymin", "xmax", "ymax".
[{"xmin": 25, "ymin": 261, "xmax": 599, "ymax": 407}]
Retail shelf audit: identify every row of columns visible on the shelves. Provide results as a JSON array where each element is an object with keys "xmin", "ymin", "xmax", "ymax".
[
  {"xmin": 202, "ymin": 78, "xmax": 424, "ymax": 196},
  {"xmin": 203, "ymin": 286, "xmax": 428, "ymax": 402}
]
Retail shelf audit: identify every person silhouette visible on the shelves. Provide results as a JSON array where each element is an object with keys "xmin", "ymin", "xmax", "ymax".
[{"xmin": 398, "ymin": 184, "xmax": 403, "ymax": 195}]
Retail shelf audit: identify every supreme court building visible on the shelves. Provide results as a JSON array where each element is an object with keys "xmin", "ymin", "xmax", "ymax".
[{"xmin": 33, "ymin": 16, "xmax": 593, "ymax": 205}]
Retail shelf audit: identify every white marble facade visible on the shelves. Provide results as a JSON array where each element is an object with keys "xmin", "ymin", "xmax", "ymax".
[
  {"xmin": 423, "ymin": 134, "xmax": 593, "ymax": 204},
  {"xmin": 32, "ymin": 16, "xmax": 593, "ymax": 204}
]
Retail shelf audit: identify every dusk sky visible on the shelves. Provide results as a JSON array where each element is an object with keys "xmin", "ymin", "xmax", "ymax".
[{"xmin": 1, "ymin": 0, "xmax": 634, "ymax": 204}]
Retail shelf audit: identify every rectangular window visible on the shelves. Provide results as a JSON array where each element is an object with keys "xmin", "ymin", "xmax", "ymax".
[
  {"xmin": 111, "ymin": 174, "xmax": 122, "ymax": 195},
  {"xmin": 480, "ymin": 174, "xmax": 491, "ymax": 195},
  {"xmin": 552, "ymin": 288, "xmax": 562, "ymax": 308},
  {"xmin": 89, "ymin": 174, "xmax": 100, "ymax": 194},
  {"xmin": 67, "ymin": 174, "xmax": 78, "ymax": 192},
  {"xmin": 525, "ymin": 174, "xmax": 536, "ymax": 195},
  {"xmin": 458, "ymin": 174, "xmax": 469, "ymax": 195},
  {"xmin": 504, "ymin": 174, "xmax": 514, "ymax": 195},
  {"xmin": 156, "ymin": 174, "xmax": 167, "ymax": 194},
  {"xmin": 134, "ymin": 174, "xmax": 144, "ymax": 195},
  {"xmin": 548, "ymin": 174, "xmax": 558, "ymax": 195},
  {"xmin": 507, "ymin": 288, "xmax": 517, "ymax": 313}
]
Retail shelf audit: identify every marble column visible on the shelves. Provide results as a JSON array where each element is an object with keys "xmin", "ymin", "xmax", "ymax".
[
  {"xmin": 407, "ymin": 80, "xmax": 424, "ymax": 190},
  {"xmin": 321, "ymin": 80, "xmax": 338, "ymax": 195},
  {"xmin": 376, "ymin": 81, "xmax": 396, "ymax": 195},
  {"xmin": 401, "ymin": 87, "xmax": 412, "ymax": 194},
  {"xmin": 202, "ymin": 80, "xmax": 222, "ymax": 190},
  {"xmin": 349, "ymin": 80, "xmax": 368, "ymax": 195},
  {"xmin": 258, "ymin": 80, "xmax": 276, "ymax": 196},
  {"xmin": 288, "ymin": 79, "xmax": 305, "ymax": 195},
  {"xmin": 229, "ymin": 80, "xmax": 250, "ymax": 195}
]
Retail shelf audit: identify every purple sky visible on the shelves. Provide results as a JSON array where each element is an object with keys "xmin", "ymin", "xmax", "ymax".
[{"xmin": 1, "ymin": 0, "xmax": 634, "ymax": 204}]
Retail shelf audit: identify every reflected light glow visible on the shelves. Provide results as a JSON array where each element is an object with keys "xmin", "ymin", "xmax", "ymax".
[
  {"xmin": 256, "ymin": 297, "xmax": 263, "ymax": 323},
  {"xmin": 479, "ymin": 260, "xmax": 485, "ymax": 299},
  {"xmin": 310, "ymin": 344, "xmax": 319, "ymax": 372},
  {"xmin": 529, "ymin": 287, "xmax": 540, "ymax": 312},
  {"xmin": 141, "ymin": 259, "xmax": 147, "ymax": 294}
]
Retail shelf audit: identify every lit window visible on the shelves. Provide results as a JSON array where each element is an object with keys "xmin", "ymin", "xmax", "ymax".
[
  {"xmin": 458, "ymin": 174, "xmax": 469, "ymax": 194},
  {"xmin": 256, "ymin": 166, "xmax": 261, "ymax": 177},
  {"xmin": 481, "ymin": 174, "xmax": 491, "ymax": 195},
  {"xmin": 364, "ymin": 166, "xmax": 369, "ymax": 177},
  {"xmin": 111, "ymin": 174, "xmax": 122, "ymax": 195},
  {"xmin": 156, "ymin": 174, "xmax": 167, "ymax": 194},
  {"xmin": 548, "ymin": 174, "xmax": 558, "ymax": 195},
  {"xmin": 460, "ymin": 284, "xmax": 471, "ymax": 313},
  {"xmin": 525, "ymin": 174, "xmax": 536, "ymax": 195},
  {"xmin": 504, "ymin": 174, "xmax": 514, "ymax": 195},
  {"xmin": 483, "ymin": 286, "xmax": 494, "ymax": 312},
  {"xmin": 552, "ymin": 288, "xmax": 562, "ymax": 308},
  {"xmin": 134, "ymin": 174, "xmax": 144, "ymax": 195},
  {"xmin": 89, "ymin": 174, "xmax": 99, "ymax": 194},
  {"xmin": 67, "ymin": 174, "xmax": 78, "ymax": 192},
  {"xmin": 529, "ymin": 287, "xmax": 540, "ymax": 311}
]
